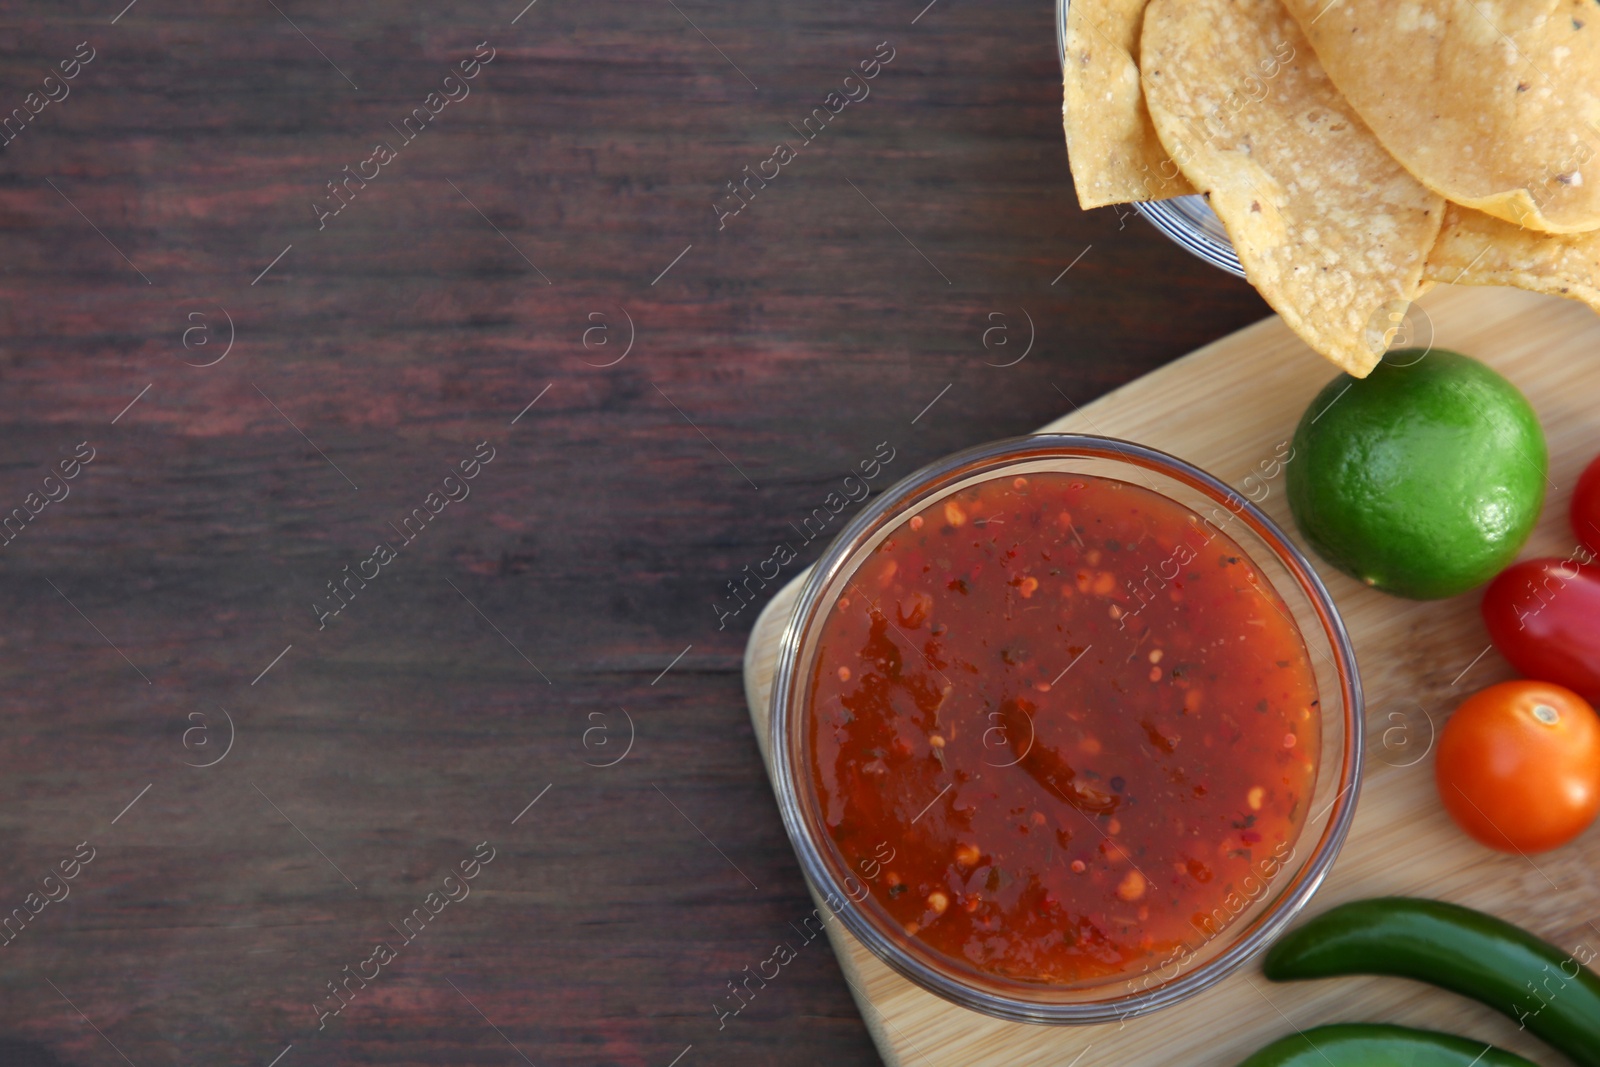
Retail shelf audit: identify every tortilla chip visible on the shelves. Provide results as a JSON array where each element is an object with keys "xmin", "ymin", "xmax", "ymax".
[
  {"xmin": 1280, "ymin": 0, "xmax": 1600, "ymax": 234},
  {"xmin": 1424, "ymin": 202, "xmax": 1600, "ymax": 312},
  {"xmin": 1141, "ymin": 0, "xmax": 1444, "ymax": 377},
  {"xmin": 1063, "ymin": 0, "xmax": 1194, "ymax": 209}
]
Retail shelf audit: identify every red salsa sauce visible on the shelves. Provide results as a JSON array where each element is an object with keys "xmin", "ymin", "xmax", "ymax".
[{"xmin": 808, "ymin": 472, "xmax": 1320, "ymax": 984}]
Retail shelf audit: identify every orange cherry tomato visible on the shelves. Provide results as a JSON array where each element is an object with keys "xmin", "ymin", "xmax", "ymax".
[{"xmin": 1434, "ymin": 680, "xmax": 1600, "ymax": 854}]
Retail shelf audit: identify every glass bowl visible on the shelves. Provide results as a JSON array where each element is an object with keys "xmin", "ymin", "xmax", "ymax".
[
  {"xmin": 768, "ymin": 435, "xmax": 1363, "ymax": 1024},
  {"xmin": 1057, "ymin": 0, "xmax": 1247, "ymax": 278}
]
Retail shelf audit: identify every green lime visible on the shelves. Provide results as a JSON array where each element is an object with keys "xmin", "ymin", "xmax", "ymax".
[{"xmin": 1286, "ymin": 348, "xmax": 1547, "ymax": 600}]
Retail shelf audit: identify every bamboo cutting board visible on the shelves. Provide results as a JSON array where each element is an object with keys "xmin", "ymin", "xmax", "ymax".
[{"xmin": 742, "ymin": 284, "xmax": 1600, "ymax": 1067}]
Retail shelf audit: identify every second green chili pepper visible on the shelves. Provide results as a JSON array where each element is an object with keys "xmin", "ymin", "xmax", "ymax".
[{"xmin": 1237, "ymin": 1023, "xmax": 1538, "ymax": 1067}]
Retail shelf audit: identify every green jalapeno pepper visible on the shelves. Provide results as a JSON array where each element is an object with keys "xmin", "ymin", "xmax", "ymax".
[
  {"xmin": 1236, "ymin": 1023, "xmax": 1538, "ymax": 1067},
  {"xmin": 1263, "ymin": 897, "xmax": 1600, "ymax": 1067}
]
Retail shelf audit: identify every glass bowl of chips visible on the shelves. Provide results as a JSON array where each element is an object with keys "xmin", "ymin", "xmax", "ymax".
[{"xmin": 1057, "ymin": 0, "xmax": 1245, "ymax": 278}]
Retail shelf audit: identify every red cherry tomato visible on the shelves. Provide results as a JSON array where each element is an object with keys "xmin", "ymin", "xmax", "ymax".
[
  {"xmin": 1576, "ymin": 453, "xmax": 1600, "ymax": 558},
  {"xmin": 1482, "ymin": 559, "xmax": 1600, "ymax": 704}
]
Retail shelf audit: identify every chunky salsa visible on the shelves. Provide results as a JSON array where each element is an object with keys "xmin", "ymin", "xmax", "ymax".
[{"xmin": 808, "ymin": 472, "xmax": 1320, "ymax": 984}]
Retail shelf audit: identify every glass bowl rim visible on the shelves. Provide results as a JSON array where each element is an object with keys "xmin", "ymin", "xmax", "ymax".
[{"xmin": 767, "ymin": 432, "xmax": 1365, "ymax": 1024}]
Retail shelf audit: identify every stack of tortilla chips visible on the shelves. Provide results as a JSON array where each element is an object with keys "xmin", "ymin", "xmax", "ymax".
[{"xmin": 1064, "ymin": 0, "xmax": 1600, "ymax": 376}]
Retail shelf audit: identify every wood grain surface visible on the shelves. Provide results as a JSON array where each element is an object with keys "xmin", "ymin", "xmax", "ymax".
[
  {"xmin": 744, "ymin": 284, "xmax": 1600, "ymax": 1067},
  {"xmin": 0, "ymin": 1, "xmax": 1276, "ymax": 1065}
]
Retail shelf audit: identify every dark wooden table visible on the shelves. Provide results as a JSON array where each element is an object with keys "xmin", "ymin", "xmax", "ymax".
[{"xmin": 0, "ymin": 1, "xmax": 1268, "ymax": 1063}]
